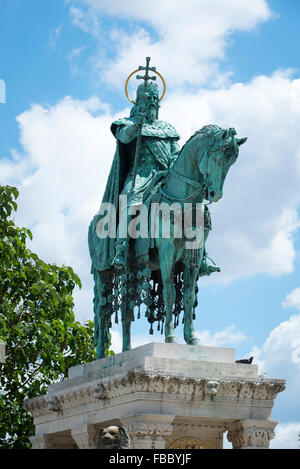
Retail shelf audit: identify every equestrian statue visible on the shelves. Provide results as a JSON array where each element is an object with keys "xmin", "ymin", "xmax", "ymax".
[{"xmin": 88, "ymin": 57, "xmax": 247, "ymax": 358}]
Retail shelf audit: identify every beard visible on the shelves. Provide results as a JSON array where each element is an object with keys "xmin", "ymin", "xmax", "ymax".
[{"xmin": 146, "ymin": 105, "xmax": 157, "ymax": 123}]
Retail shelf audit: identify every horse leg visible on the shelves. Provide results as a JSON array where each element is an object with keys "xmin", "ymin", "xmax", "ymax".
[
  {"xmin": 157, "ymin": 242, "xmax": 178, "ymax": 343},
  {"xmin": 93, "ymin": 270, "xmax": 111, "ymax": 359},
  {"xmin": 121, "ymin": 301, "xmax": 132, "ymax": 352},
  {"xmin": 183, "ymin": 266, "xmax": 201, "ymax": 346}
]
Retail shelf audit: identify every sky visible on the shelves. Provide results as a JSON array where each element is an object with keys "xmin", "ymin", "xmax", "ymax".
[{"xmin": 1, "ymin": 0, "xmax": 300, "ymax": 449}]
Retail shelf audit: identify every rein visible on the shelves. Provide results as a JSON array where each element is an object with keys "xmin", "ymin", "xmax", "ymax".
[
  {"xmin": 159, "ymin": 129, "xmax": 227, "ymax": 203},
  {"xmin": 170, "ymin": 167, "xmax": 203, "ymax": 190},
  {"xmin": 160, "ymin": 166, "xmax": 207, "ymax": 203}
]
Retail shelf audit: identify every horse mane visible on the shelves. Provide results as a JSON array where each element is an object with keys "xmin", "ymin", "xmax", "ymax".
[{"xmin": 178, "ymin": 124, "xmax": 225, "ymax": 157}]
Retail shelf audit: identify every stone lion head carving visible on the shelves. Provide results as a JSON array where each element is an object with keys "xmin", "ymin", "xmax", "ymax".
[{"xmin": 99, "ymin": 426, "xmax": 130, "ymax": 449}]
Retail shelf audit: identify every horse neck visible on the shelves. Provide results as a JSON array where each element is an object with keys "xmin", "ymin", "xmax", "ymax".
[{"xmin": 164, "ymin": 135, "xmax": 203, "ymax": 201}]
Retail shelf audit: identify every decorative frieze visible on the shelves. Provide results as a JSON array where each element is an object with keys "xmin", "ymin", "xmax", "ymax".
[
  {"xmin": 24, "ymin": 395, "xmax": 48, "ymax": 418},
  {"xmin": 24, "ymin": 371, "xmax": 285, "ymax": 420},
  {"xmin": 204, "ymin": 380, "xmax": 220, "ymax": 396},
  {"xmin": 47, "ymin": 396, "xmax": 62, "ymax": 412},
  {"xmin": 167, "ymin": 437, "xmax": 210, "ymax": 449},
  {"xmin": 92, "ymin": 372, "xmax": 285, "ymax": 404},
  {"xmin": 166, "ymin": 418, "xmax": 226, "ymax": 449}
]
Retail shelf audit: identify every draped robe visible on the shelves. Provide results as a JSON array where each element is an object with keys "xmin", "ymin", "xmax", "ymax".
[{"xmin": 88, "ymin": 117, "xmax": 180, "ymax": 273}]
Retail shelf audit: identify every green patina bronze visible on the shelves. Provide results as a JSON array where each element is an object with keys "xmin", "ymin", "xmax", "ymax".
[{"xmin": 88, "ymin": 58, "xmax": 247, "ymax": 358}]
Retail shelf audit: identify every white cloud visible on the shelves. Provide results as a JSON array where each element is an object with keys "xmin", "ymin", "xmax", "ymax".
[
  {"xmin": 270, "ymin": 422, "xmax": 300, "ymax": 449},
  {"xmin": 246, "ymin": 299, "xmax": 300, "ymax": 426},
  {"xmin": 282, "ymin": 286, "xmax": 300, "ymax": 311},
  {"xmin": 2, "ymin": 0, "xmax": 300, "ymax": 448},
  {"xmin": 257, "ymin": 313, "xmax": 300, "ymax": 370},
  {"xmin": 3, "ymin": 84, "xmax": 299, "ymax": 435},
  {"xmin": 49, "ymin": 25, "xmax": 62, "ymax": 50},
  {"xmin": 68, "ymin": 46, "xmax": 88, "ymax": 75},
  {"xmin": 0, "ymin": 96, "xmax": 122, "ymax": 322},
  {"xmin": 0, "ymin": 78, "xmax": 6, "ymax": 103},
  {"xmin": 196, "ymin": 325, "xmax": 247, "ymax": 347},
  {"xmin": 69, "ymin": 0, "xmax": 272, "ymax": 88},
  {"xmin": 110, "ymin": 330, "xmax": 165, "ymax": 355},
  {"xmin": 2, "ymin": 71, "xmax": 300, "ymax": 320},
  {"xmin": 208, "ymin": 293, "xmax": 300, "ymax": 448},
  {"xmin": 69, "ymin": 6, "xmax": 101, "ymax": 38},
  {"xmin": 110, "ymin": 329, "xmax": 122, "ymax": 354},
  {"xmin": 107, "ymin": 315, "xmax": 300, "ymax": 450},
  {"xmin": 160, "ymin": 71, "xmax": 300, "ymax": 282},
  {"xmin": 111, "ymin": 325, "xmax": 246, "ymax": 355},
  {"xmin": 2, "ymin": 2, "xmax": 300, "ymax": 322},
  {"xmin": 111, "ymin": 318, "xmax": 300, "ymax": 449}
]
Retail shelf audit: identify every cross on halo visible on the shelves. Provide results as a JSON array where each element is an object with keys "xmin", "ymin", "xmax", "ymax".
[
  {"xmin": 124, "ymin": 57, "xmax": 166, "ymax": 104},
  {"xmin": 136, "ymin": 57, "xmax": 157, "ymax": 85}
]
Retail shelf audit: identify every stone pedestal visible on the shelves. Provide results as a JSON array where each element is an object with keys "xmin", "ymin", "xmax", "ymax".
[{"xmin": 24, "ymin": 342, "xmax": 285, "ymax": 449}]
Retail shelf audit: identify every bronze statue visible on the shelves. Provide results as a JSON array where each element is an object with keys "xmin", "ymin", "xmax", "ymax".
[{"xmin": 89, "ymin": 58, "xmax": 247, "ymax": 358}]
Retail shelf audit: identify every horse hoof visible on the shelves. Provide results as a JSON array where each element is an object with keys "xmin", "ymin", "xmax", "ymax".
[
  {"xmin": 187, "ymin": 338, "xmax": 201, "ymax": 346},
  {"xmin": 165, "ymin": 336, "xmax": 178, "ymax": 344}
]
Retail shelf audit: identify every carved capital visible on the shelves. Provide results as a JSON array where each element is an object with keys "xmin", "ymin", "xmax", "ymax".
[
  {"xmin": 71, "ymin": 425, "xmax": 99, "ymax": 449},
  {"xmin": 30, "ymin": 432, "xmax": 77, "ymax": 449},
  {"xmin": 30, "ymin": 434, "xmax": 53, "ymax": 449},
  {"xmin": 227, "ymin": 419, "xmax": 277, "ymax": 449},
  {"xmin": 121, "ymin": 414, "xmax": 174, "ymax": 449}
]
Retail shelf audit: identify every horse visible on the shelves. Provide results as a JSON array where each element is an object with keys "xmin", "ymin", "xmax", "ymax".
[{"xmin": 91, "ymin": 125, "xmax": 247, "ymax": 358}]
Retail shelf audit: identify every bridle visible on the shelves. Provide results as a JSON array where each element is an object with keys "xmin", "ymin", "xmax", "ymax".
[{"xmin": 160, "ymin": 136, "xmax": 235, "ymax": 204}]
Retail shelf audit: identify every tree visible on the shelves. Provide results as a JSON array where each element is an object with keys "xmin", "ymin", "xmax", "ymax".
[{"xmin": 0, "ymin": 186, "xmax": 99, "ymax": 449}]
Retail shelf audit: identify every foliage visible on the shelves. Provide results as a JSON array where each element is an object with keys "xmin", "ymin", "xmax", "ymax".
[{"xmin": 0, "ymin": 186, "xmax": 98, "ymax": 448}]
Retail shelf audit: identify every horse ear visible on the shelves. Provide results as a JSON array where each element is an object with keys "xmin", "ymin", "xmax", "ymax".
[
  {"xmin": 222, "ymin": 130, "xmax": 228, "ymax": 139},
  {"xmin": 236, "ymin": 137, "xmax": 247, "ymax": 146}
]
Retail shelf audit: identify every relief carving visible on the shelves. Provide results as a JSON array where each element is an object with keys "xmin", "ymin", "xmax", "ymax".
[{"xmin": 25, "ymin": 372, "xmax": 285, "ymax": 417}]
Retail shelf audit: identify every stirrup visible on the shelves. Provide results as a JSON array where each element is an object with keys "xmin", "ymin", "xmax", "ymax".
[
  {"xmin": 112, "ymin": 254, "xmax": 127, "ymax": 269},
  {"xmin": 112, "ymin": 244, "xmax": 127, "ymax": 269}
]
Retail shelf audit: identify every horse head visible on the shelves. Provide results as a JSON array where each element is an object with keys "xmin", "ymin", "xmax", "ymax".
[{"xmin": 197, "ymin": 125, "xmax": 247, "ymax": 203}]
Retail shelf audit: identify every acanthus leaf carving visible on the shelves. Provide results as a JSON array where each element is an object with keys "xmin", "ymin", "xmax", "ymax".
[
  {"xmin": 26, "ymin": 372, "xmax": 286, "ymax": 418},
  {"xmin": 227, "ymin": 420, "xmax": 277, "ymax": 449}
]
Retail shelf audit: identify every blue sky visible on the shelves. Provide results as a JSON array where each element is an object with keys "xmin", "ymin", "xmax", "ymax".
[{"xmin": 1, "ymin": 0, "xmax": 300, "ymax": 448}]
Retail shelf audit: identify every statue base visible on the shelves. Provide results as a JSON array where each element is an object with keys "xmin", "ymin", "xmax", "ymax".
[{"xmin": 24, "ymin": 342, "xmax": 285, "ymax": 449}]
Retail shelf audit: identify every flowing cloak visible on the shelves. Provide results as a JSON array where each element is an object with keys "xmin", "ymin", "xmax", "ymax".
[{"xmin": 88, "ymin": 117, "xmax": 180, "ymax": 273}]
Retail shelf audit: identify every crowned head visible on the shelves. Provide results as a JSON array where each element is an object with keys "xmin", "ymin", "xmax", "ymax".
[{"xmin": 130, "ymin": 82, "xmax": 160, "ymax": 123}]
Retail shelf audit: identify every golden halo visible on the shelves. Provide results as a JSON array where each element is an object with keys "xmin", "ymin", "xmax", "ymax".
[{"xmin": 125, "ymin": 69, "xmax": 166, "ymax": 104}]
